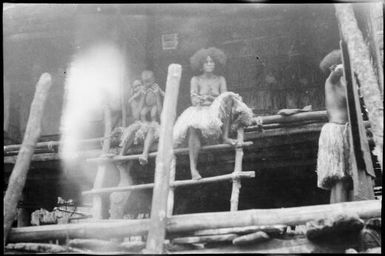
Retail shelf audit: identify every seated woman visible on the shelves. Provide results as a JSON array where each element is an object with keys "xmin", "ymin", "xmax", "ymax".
[
  {"xmin": 112, "ymin": 70, "xmax": 163, "ymax": 165},
  {"xmin": 173, "ymin": 47, "xmax": 253, "ymax": 180}
]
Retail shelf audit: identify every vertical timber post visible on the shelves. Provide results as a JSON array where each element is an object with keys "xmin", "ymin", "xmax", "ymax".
[
  {"xmin": 4, "ymin": 73, "xmax": 52, "ymax": 245},
  {"xmin": 335, "ymin": 3, "xmax": 383, "ymax": 171},
  {"xmin": 145, "ymin": 64, "xmax": 181, "ymax": 253},
  {"xmin": 92, "ymin": 104, "xmax": 112, "ymax": 219},
  {"xmin": 230, "ymin": 128, "xmax": 245, "ymax": 211},
  {"xmin": 167, "ymin": 155, "xmax": 176, "ymax": 217}
]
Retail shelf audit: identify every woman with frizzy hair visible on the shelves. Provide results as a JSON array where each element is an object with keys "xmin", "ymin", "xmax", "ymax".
[{"xmin": 173, "ymin": 47, "xmax": 253, "ymax": 180}]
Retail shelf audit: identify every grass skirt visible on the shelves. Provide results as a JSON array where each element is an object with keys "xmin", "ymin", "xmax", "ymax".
[
  {"xmin": 316, "ymin": 122, "xmax": 352, "ymax": 190},
  {"xmin": 173, "ymin": 91, "xmax": 253, "ymax": 146},
  {"xmin": 112, "ymin": 121, "xmax": 160, "ymax": 148}
]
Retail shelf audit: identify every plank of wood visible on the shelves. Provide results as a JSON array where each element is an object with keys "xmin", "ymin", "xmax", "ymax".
[
  {"xmin": 145, "ymin": 64, "xmax": 182, "ymax": 254},
  {"xmin": 7, "ymin": 200, "xmax": 381, "ymax": 243},
  {"xmin": 3, "ymin": 73, "xmax": 52, "ymax": 245}
]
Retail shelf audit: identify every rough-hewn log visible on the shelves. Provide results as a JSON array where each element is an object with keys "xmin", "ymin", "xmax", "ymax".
[
  {"xmin": 167, "ymin": 156, "xmax": 176, "ymax": 217},
  {"xmin": 92, "ymin": 105, "xmax": 112, "ymax": 219},
  {"xmin": 5, "ymin": 242, "xmax": 67, "ymax": 253},
  {"xmin": 172, "ymin": 234, "xmax": 238, "ymax": 244},
  {"xmin": 4, "ymin": 138, "xmax": 104, "ymax": 153},
  {"xmin": 3, "ymin": 73, "xmax": 52, "ymax": 245},
  {"xmin": 335, "ymin": 4, "xmax": 383, "ymax": 170},
  {"xmin": 251, "ymin": 111, "xmax": 328, "ymax": 127},
  {"xmin": 7, "ymin": 200, "xmax": 381, "ymax": 243},
  {"xmin": 82, "ymin": 171, "xmax": 255, "ymax": 196},
  {"xmin": 146, "ymin": 64, "xmax": 182, "ymax": 254},
  {"xmin": 232, "ymin": 231, "xmax": 270, "ymax": 246},
  {"xmin": 230, "ymin": 128, "xmax": 244, "ymax": 211},
  {"xmin": 87, "ymin": 141, "xmax": 253, "ymax": 163},
  {"xmin": 172, "ymin": 225, "xmax": 286, "ymax": 238}
]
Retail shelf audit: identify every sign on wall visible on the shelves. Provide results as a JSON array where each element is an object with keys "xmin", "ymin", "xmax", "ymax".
[{"xmin": 162, "ymin": 33, "xmax": 178, "ymax": 50}]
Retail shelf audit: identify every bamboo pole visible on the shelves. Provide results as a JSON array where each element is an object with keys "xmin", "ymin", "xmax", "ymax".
[
  {"xmin": 3, "ymin": 73, "xmax": 52, "ymax": 245},
  {"xmin": 91, "ymin": 105, "xmax": 112, "ymax": 219},
  {"xmin": 82, "ymin": 171, "xmax": 255, "ymax": 196},
  {"xmin": 335, "ymin": 4, "xmax": 383, "ymax": 170},
  {"xmin": 145, "ymin": 64, "xmax": 182, "ymax": 254},
  {"xmin": 7, "ymin": 200, "xmax": 381, "ymax": 243},
  {"xmin": 230, "ymin": 128, "xmax": 244, "ymax": 211}
]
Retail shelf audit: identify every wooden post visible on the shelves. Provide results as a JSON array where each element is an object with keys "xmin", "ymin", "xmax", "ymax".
[
  {"xmin": 340, "ymin": 40, "xmax": 375, "ymax": 200},
  {"xmin": 3, "ymin": 73, "xmax": 52, "ymax": 245},
  {"xmin": 92, "ymin": 105, "xmax": 112, "ymax": 219},
  {"xmin": 167, "ymin": 155, "xmax": 176, "ymax": 217},
  {"xmin": 145, "ymin": 64, "xmax": 182, "ymax": 254},
  {"xmin": 335, "ymin": 4, "xmax": 383, "ymax": 171},
  {"xmin": 230, "ymin": 128, "xmax": 245, "ymax": 211},
  {"xmin": 109, "ymin": 161, "xmax": 133, "ymax": 219}
]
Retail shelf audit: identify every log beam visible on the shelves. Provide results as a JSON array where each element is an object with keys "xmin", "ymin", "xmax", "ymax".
[
  {"xmin": 7, "ymin": 200, "xmax": 381, "ymax": 243},
  {"xmin": 3, "ymin": 73, "xmax": 52, "ymax": 245},
  {"xmin": 82, "ymin": 171, "xmax": 255, "ymax": 196}
]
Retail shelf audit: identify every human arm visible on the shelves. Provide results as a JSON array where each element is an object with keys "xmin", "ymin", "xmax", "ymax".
[
  {"xmin": 219, "ymin": 76, "xmax": 228, "ymax": 93},
  {"xmin": 190, "ymin": 76, "xmax": 202, "ymax": 106},
  {"xmin": 127, "ymin": 89, "xmax": 144, "ymax": 104},
  {"xmin": 328, "ymin": 64, "xmax": 344, "ymax": 85}
]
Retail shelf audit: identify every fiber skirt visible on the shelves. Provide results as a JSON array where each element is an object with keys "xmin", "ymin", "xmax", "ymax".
[
  {"xmin": 316, "ymin": 122, "xmax": 352, "ymax": 190},
  {"xmin": 173, "ymin": 91, "xmax": 253, "ymax": 146}
]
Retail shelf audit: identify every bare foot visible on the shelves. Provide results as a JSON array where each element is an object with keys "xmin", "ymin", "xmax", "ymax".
[
  {"xmin": 223, "ymin": 138, "xmax": 238, "ymax": 147},
  {"xmin": 191, "ymin": 171, "xmax": 202, "ymax": 180},
  {"xmin": 139, "ymin": 155, "xmax": 148, "ymax": 165}
]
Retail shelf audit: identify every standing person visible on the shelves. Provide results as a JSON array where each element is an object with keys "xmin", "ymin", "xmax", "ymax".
[
  {"xmin": 316, "ymin": 49, "xmax": 375, "ymax": 203},
  {"xmin": 173, "ymin": 47, "xmax": 253, "ymax": 180}
]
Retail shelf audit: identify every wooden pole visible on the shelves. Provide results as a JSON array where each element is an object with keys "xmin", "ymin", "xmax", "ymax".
[
  {"xmin": 87, "ymin": 141, "xmax": 253, "ymax": 163},
  {"xmin": 340, "ymin": 39, "xmax": 375, "ymax": 199},
  {"xmin": 230, "ymin": 128, "xmax": 244, "ymax": 211},
  {"xmin": 109, "ymin": 161, "xmax": 133, "ymax": 219},
  {"xmin": 167, "ymin": 156, "xmax": 176, "ymax": 217},
  {"xmin": 3, "ymin": 73, "xmax": 52, "ymax": 245},
  {"xmin": 82, "ymin": 171, "xmax": 255, "ymax": 195},
  {"xmin": 92, "ymin": 105, "xmax": 112, "ymax": 219},
  {"xmin": 7, "ymin": 200, "xmax": 381, "ymax": 243},
  {"xmin": 145, "ymin": 64, "xmax": 182, "ymax": 254},
  {"xmin": 335, "ymin": 4, "xmax": 383, "ymax": 171},
  {"xmin": 252, "ymin": 110, "xmax": 328, "ymax": 126}
]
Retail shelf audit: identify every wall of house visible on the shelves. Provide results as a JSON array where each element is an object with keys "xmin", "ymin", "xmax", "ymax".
[{"xmin": 146, "ymin": 4, "xmax": 341, "ymax": 116}]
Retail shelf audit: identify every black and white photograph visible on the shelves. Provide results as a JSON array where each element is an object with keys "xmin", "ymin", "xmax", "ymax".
[{"xmin": 3, "ymin": 2, "xmax": 383, "ymax": 254}]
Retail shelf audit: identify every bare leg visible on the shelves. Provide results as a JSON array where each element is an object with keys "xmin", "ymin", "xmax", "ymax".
[
  {"xmin": 330, "ymin": 180, "xmax": 350, "ymax": 204},
  {"xmin": 139, "ymin": 126, "xmax": 155, "ymax": 165},
  {"xmin": 119, "ymin": 123, "xmax": 141, "ymax": 156},
  {"xmin": 222, "ymin": 106, "xmax": 237, "ymax": 146},
  {"xmin": 150, "ymin": 106, "xmax": 158, "ymax": 122},
  {"xmin": 140, "ymin": 107, "xmax": 148, "ymax": 122},
  {"xmin": 188, "ymin": 127, "xmax": 202, "ymax": 180}
]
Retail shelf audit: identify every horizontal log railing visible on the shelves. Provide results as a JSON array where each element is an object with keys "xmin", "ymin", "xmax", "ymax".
[
  {"xmin": 86, "ymin": 141, "xmax": 254, "ymax": 163},
  {"xmin": 82, "ymin": 171, "xmax": 255, "ymax": 196},
  {"xmin": 7, "ymin": 200, "xmax": 381, "ymax": 243}
]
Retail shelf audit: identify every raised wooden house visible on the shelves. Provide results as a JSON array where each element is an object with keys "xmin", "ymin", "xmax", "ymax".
[{"xmin": 3, "ymin": 3, "xmax": 383, "ymax": 254}]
